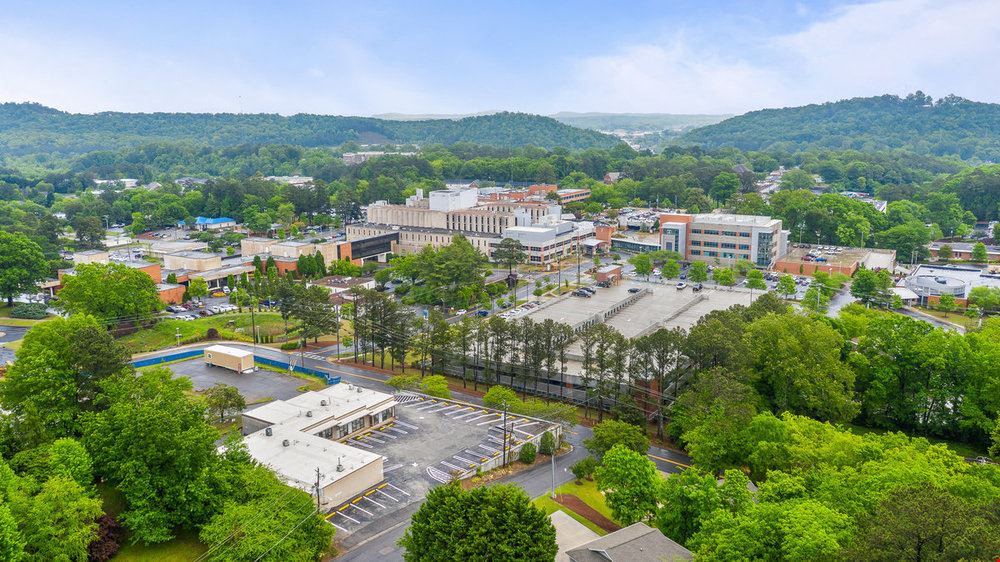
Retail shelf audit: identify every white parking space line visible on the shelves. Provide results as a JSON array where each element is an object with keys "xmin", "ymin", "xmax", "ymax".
[
  {"xmin": 328, "ymin": 521, "xmax": 348, "ymax": 532},
  {"xmin": 513, "ymin": 421, "xmax": 539, "ymax": 429},
  {"xmin": 513, "ymin": 428, "xmax": 534, "ymax": 437},
  {"xmin": 454, "ymin": 455, "xmax": 478, "ymax": 465},
  {"xmin": 453, "ymin": 411, "xmax": 482, "ymax": 420},
  {"xmin": 478, "ymin": 443, "xmax": 499, "ymax": 453},
  {"xmin": 377, "ymin": 489, "xmax": 399, "ymax": 502},
  {"xmin": 375, "ymin": 430, "xmax": 397, "ymax": 439},
  {"xmin": 464, "ymin": 414, "xmax": 492, "ymax": 423},
  {"xmin": 415, "ymin": 402, "xmax": 442, "ymax": 411},
  {"xmin": 350, "ymin": 439, "xmax": 374, "ymax": 449},
  {"xmin": 395, "ymin": 421, "xmax": 420, "ymax": 430},
  {"xmin": 384, "ymin": 463, "xmax": 403, "ymax": 473},
  {"xmin": 427, "ymin": 466, "xmax": 451, "ymax": 483},
  {"xmin": 387, "ymin": 427, "xmax": 408, "ymax": 435},
  {"xmin": 387, "ymin": 483, "xmax": 411, "ymax": 496},
  {"xmin": 476, "ymin": 416, "xmax": 503, "ymax": 425},
  {"xmin": 363, "ymin": 434, "xmax": 386, "ymax": 444},
  {"xmin": 445, "ymin": 406, "xmax": 474, "ymax": 416},
  {"xmin": 431, "ymin": 404, "xmax": 461, "ymax": 414},
  {"xmin": 333, "ymin": 510, "xmax": 360, "ymax": 524},
  {"xmin": 349, "ymin": 503, "xmax": 373, "ymax": 516},
  {"xmin": 363, "ymin": 495, "xmax": 385, "ymax": 509},
  {"xmin": 440, "ymin": 460, "xmax": 465, "ymax": 472}
]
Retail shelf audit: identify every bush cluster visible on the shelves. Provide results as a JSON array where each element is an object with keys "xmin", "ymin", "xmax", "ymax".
[{"xmin": 10, "ymin": 302, "xmax": 48, "ymax": 319}]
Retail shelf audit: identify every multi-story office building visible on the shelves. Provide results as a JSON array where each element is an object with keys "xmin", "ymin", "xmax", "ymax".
[
  {"xmin": 348, "ymin": 186, "xmax": 593, "ymax": 264},
  {"xmin": 659, "ymin": 213, "xmax": 787, "ymax": 267}
]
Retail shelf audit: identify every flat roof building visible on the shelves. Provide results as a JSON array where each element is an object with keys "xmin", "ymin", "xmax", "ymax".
[
  {"xmin": 163, "ymin": 251, "xmax": 223, "ymax": 272},
  {"xmin": 661, "ymin": 212, "xmax": 788, "ymax": 268},
  {"xmin": 241, "ymin": 384, "xmax": 395, "ymax": 508}
]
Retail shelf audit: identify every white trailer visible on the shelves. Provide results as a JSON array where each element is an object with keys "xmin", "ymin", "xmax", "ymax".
[{"xmin": 204, "ymin": 345, "xmax": 255, "ymax": 373}]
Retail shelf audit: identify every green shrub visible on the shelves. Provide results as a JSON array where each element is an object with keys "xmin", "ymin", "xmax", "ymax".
[
  {"xmin": 483, "ymin": 386, "xmax": 520, "ymax": 409},
  {"xmin": 571, "ymin": 457, "xmax": 597, "ymax": 483},
  {"xmin": 387, "ymin": 374, "xmax": 420, "ymax": 391},
  {"xmin": 10, "ymin": 302, "xmax": 48, "ymax": 319},
  {"xmin": 279, "ymin": 341, "xmax": 300, "ymax": 350},
  {"xmin": 421, "ymin": 375, "xmax": 451, "ymax": 398},
  {"xmin": 532, "ymin": 288, "xmax": 545, "ymax": 297},
  {"xmin": 519, "ymin": 442, "xmax": 537, "ymax": 464},
  {"xmin": 539, "ymin": 431, "xmax": 556, "ymax": 456}
]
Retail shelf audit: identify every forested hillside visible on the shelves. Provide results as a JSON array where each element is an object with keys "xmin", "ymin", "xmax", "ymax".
[
  {"xmin": 682, "ymin": 92, "xmax": 1000, "ymax": 161},
  {"xmin": 0, "ymin": 103, "xmax": 617, "ymax": 156},
  {"xmin": 551, "ymin": 112, "xmax": 729, "ymax": 132}
]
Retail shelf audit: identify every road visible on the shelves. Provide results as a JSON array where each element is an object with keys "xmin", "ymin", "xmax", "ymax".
[{"xmin": 139, "ymin": 343, "xmax": 692, "ymax": 561}]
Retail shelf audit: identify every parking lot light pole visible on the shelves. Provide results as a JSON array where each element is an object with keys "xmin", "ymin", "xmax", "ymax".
[{"xmin": 175, "ymin": 327, "xmax": 181, "ymax": 348}]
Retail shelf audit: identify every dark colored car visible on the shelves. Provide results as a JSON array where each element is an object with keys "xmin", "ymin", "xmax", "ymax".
[
  {"xmin": 627, "ymin": 287, "xmax": 641, "ymax": 293},
  {"xmin": 692, "ymin": 283, "xmax": 704, "ymax": 292},
  {"xmin": 476, "ymin": 310, "xmax": 490, "ymax": 317}
]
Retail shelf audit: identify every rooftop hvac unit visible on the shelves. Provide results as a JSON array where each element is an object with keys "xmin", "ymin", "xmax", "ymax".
[
  {"xmin": 357, "ymin": 387, "xmax": 363, "ymax": 393},
  {"xmin": 282, "ymin": 439, "xmax": 290, "ymax": 447},
  {"xmin": 306, "ymin": 410, "xmax": 313, "ymax": 417},
  {"xmin": 320, "ymin": 399, "xmax": 328, "ymax": 406},
  {"xmin": 265, "ymin": 427, "xmax": 273, "ymax": 436}
]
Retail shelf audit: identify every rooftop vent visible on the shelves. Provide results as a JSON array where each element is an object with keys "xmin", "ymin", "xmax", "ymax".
[
  {"xmin": 336, "ymin": 457, "xmax": 344, "ymax": 472},
  {"xmin": 265, "ymin": 427, "xmax": 273, "ymax": 436},
  {"xmin": 282, "ymin": 439, "xmax": 290, "ymax": 447},
  {"xmin": 306, "ymin": 410, "xmax": 313, "ymax": 418},
  {"xmin": 320, "ymin": 399, "xmax": 328, "ymax": 406},
  {"xmin": 357, "ymin": 386, "xmax": 363, "ymax": 393}
]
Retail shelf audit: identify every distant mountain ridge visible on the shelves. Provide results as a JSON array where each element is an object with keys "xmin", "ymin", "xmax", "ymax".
[
  {"xmin": 0, "ymin": 103, "xmax": 618, "ymax": 156},
  {"xmin": 681, "ymin": 92, "xmax": 1000, "ymax": 160},
  {"xmin": 550, "ymin": 112, "xmax": 730, "ymax": 132}
]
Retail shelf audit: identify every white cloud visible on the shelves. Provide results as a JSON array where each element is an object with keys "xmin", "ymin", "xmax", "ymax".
[
  {"xmin": 0, "ymin": 26, "xmax": 436, "ymax": 115},
  {"xmin": 559, "ymin": 0, "xmax": 1000, "ymax": 114}
]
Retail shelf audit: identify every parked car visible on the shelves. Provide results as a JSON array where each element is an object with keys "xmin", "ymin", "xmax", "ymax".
[
  {"xmin": 455, "ymin": 309, "xmax": 467, "ymax": 316},
  {"xmin": 676, "ymin": 282, "xmax": 687, "ymax": 290},
  {"xmin": 627, "ymin": 287, "xmax": 641, "ymax": 293},
  {"xmin": 692, "ymin": 283, "xmax": 704, "ymax": 292},
  {"xmin": 476, "ymin": 310, "xmax": 490, "ymax": 317},
  {"xmin": 223, "ymin": 286, "xmax": 231, "ymax": 294},
  {"xmin": 572, "ymin": 290, "xmax": 592, "ymax": 298}
]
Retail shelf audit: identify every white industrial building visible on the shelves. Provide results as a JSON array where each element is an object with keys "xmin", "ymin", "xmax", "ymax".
[{"xmin": 241, "ymin": 384, "xmax": 396, "ymax": 508}]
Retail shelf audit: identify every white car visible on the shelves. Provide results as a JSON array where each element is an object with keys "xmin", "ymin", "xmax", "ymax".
[
  {"xmin": 455, "ymin": 309, "xmax": 467, "ymax": 316},
  {"xmin": 676, "ymin": 282, "xmax": 688, "ymax": 290}
]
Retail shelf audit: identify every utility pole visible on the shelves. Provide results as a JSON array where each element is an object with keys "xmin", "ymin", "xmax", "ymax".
[
  {"xmin": 249, "ymin": 298, "xmax": 258, "ymax": 354},
  {"xmin": 550, "ymin": 439, "xmax": 557, "ymax": 499},
  {"xmin": 175, "ymin": 327, "xmax": 181, "ymax": 348},
  {"xmin": 576, "ymin": 242, "xmax": 581, "ymax": 286},
  {"xmin": 314, "ymin": 467, "xmax": 322, "ymax": 511},
  {"xmin": 501, "ymin": 400, "xmax": 509, "ymax": 466}
]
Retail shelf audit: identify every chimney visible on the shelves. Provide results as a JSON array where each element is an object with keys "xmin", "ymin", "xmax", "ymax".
[{"xmin": 265, "ymin": 427, "xmax": 273, "ymax": 436}]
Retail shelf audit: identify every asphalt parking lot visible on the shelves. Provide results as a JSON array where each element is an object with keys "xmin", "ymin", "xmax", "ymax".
[
  {"xmin": 325, "ymin": 393, "xmax": 554, "ymax": 537},
  {"xmin": 160, "ymin": 358, "xmax": 305, "ymax": 402}
]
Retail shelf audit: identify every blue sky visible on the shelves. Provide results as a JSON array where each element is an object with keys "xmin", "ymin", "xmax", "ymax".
[{"xmin": 2, "ymin": 0, "xmax": 998, "ymax": 116}]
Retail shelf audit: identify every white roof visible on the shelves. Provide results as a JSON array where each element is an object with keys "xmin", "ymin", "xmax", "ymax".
[
  {"xmin": 693, "ymin": 213, "xmax": 780, "ymax": 228},
  {"xmin": 204, "ymin": 345, "xmax": 253, "ymax": 358},
  {"xmin": 890, "ymin": 287, "xmax": 919, "ymax": 300},
  {"xmin": 243, "ymin": 426, "xmax": 381, "ymax": 491}
]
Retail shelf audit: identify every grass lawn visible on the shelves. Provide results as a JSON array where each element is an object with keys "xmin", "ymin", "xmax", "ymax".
[
  {"xmin": 97, "ymin": 483, "xmax": 209, "ymax": 562},
  {"xmin": 913, "ymin": 306, "xmax": 980, "ymax": 331},
  {"xmin": 532, "ymin": 479, "xmax": 617, "ymax": 536},
  {"xmin": 112, "ymin": 530, "xmax": 207, "ymax": 562},
  {"xmin": 119, "ymin": 312, "xmax": 286, "ymax": 353},
  {"xmin": 256, "ymin": 362, "xmax": 326, "ymax": 391}
]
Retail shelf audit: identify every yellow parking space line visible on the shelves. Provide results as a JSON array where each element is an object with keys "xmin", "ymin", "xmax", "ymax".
[{"xmin": 377, "ymin": 483, "xmax": 388, "ymax": 489}]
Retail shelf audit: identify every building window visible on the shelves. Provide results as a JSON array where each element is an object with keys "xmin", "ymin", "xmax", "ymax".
[
  {"xmin": 739, "ymin": 244, "xmax": 750, "ymax": 250},
  {"xmin": 691, "ymin": 229, "xmax": 702, "ymax": 234},
  {"xmin": 705, "ymin": 251, "xmax": 718, "ymax": 257},
  {"xmin": 721, "ymin": 243, "xmax": 736, "ymax": 249},
  {"xmin": 703, "ymin": 241, "xmax": 718, "ymax": 248},
  {"xmin": 703, "ymin": 229, "xmax": 720, "ymax": 235},
  {"xmin": 351, "ymin": 418, "xmax": 364, "ymax": 433},
  {"xmin": 722, "ymin": 231, "xmax": 737, "ymax": 237},
  {"xmin": 691, "ymin": 250, "xmax": 701, "ymax": 256},
  {"xmin": 690, "ymin": 240, "xmax": 702, "ymax": 246},
  {"xmin": 739, "ymin": 232, "xmax": 751, "ymax": 238}
]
